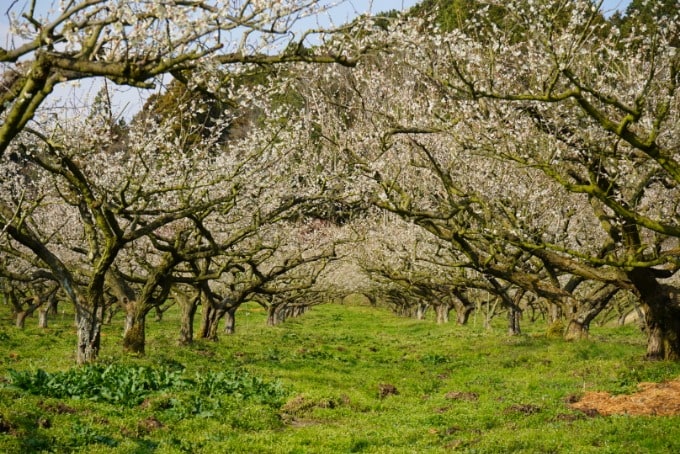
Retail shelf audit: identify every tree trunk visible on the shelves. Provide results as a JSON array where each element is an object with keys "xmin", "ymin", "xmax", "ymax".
[
  {"xmin": 414, "ymin": 303, "xmax": 428, "ymax": 320},
  {"xmin": 618, "ymin": 305, "xmax": 646, "ymax": 326},
  {"xmin": 456, "ymin": 307, "xmax": 471, "ymax": 325},
  {"xmin": 199, "ymin": 303, "xmax": 212, "ymax": 339},
  {"xmin": 267, "ymin": 306, "xmax": 280, "ymax": 326},
  {"xmin": 38, "ymin": 307, "xmax": 49, "ymax": 328},
  {"xmin": 549, "ymin": 303, "xmax": 562, "ymax": 323},
  {"xmin": 178, "ymin": 297, "xmax": 198, "ymax": 346},
  {"xmin": 629, "ymin": 269, "xmax": 680, "ymax": 360},
  {"xmin": 290, "ymin": 305, "xmax": 306, "ymax": 318},
  {"xmin": 119, "ymin": 297, "xmax": 154, "ymax": 356},
  {"xmin": 123, "ymin": 308, "xmax": 134, "ymax": 337},
  {"xmin": 506, "ymin": 290, "xmax": 524, "ymax": 336},
  {"xmin": 223, "ymin": 307, "xmax": 237, "ymax": 334},
  {"xmin": 103, "ymin": 305, "xmax": 116, "ymax": 324},
  {"xmin": 206, "ymin": 308, "xmax": 225, "ymax": 341},
  {"xmin": 564, "ymin": 285, "xmax": 618, "ymax": 341},
  {"xmin": 76, "ymin": 308, "xmax": 102, "ymax": 364},
  {"xmin": 15, "ymin": 311, "xmax": 29, "ymax": 329},
  {"xmin": 451, "ymin": 290, "xmax": 473, "ymax": 325},
  {"xmin": 564, "ymin": 319, "xmax": 588, "ymax": 340},
  {"xmin": 643, "ymin": 304, "xmax": 680, "ymax": 360},
  {"xmin": 507, "ymin": 307, "xmax": 521, "ymax": 336},
  {"xmin": 562, "ymin": 308, "xmax": 594, "ymax": 340},
  {"xmin": 434, "ymin": 304, "xmax": 450, "ymax": 324},
  {"xmin": 122, "ymin": 309, "xmax": 147, "ymax": 355},
  {"xmin": 15, "ymin": 295, "xmax": 43, "ymax": 328},
  {"xmin": 47, "ymin": 298, "xmax": 59, "ymax": 316},
  {"xmin": 483, "ymin": 299, "xmax": 499, "ymax": 329},
  {"xmin": 123, "ymin": 302, "xmax": 148, "ymax": 355}
]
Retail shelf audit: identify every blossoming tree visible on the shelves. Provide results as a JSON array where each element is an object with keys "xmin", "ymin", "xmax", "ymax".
[{"xmin": 290, "ymin": 0, "xmax": 679, "ymax": 357}]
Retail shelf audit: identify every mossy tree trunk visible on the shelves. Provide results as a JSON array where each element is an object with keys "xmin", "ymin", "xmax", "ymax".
[
  {"xmin": 267, "ymin": 305, "xmax": 282, "ymax": 326},
  {"xmin": 451, "ymin": 289, "xmax": 474, "ymax": 325},
  {"xmin": 38, "ymin": 306, "xmax": 49, "ymax": 328},
  {"xmin": 434, "ymin": 304, "xmax": 450, "ymax": 324},
  {"xmin": 176, "ymin": 291, "xmax": 200, "ymax": 346},
  {"xmin": 207, "ymin": 307, "xmax": 226, "ymax": 340},
  {"xmin": 629, "ymin": 269, "xmax": 680, "ymax": 360},
  {"xmin": 76, "ymin": 305, "xmax": 103, "ymax": 364},
  {"xmin": 564, "ymin": 319, "xmax": 588, "ymax": 340},
  {"xmin": 564, "ymin": 285, "xmax": 619, "ymax": 341},
  {"xmin": 507, "ymin": 307, "xmax": 521, "ymax": 336},
  {"xmin": 505, "ymin": 289, "xmax": 524, "ymax": 336},
  {"xmin": 413, "ymin": 303, "xmax": 428, "ymax": 320},
  {"xmin": 122, "ymin": 307, "xmax": 147, "ymax": 355},
  {"xmin": 224, "ymin": 306, "xmax": 238, "ymax": 334}
]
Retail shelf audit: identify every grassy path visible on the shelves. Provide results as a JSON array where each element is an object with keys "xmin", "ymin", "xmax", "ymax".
[{"xmin": 2, "ymin": 301, "xmax": 680, "ymax": 452}]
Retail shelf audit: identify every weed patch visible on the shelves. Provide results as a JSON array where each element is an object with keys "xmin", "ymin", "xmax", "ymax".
[
  {"xmin": 5, "ymin": 364, "xmax": 186, "ymax": 405},
  {"xmin": 4, "ymin": 364, "xmax": 287, "ymax": 408}
]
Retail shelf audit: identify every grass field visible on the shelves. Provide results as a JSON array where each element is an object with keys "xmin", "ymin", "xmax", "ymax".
[{"xmin": 2, "ymin": 300, "xmax": 680, "ymax": 453}]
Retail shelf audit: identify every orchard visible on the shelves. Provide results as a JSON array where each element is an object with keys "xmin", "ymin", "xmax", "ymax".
[{"xmin": 1, "ymin": 0, "xmax": 680, "ymax": 450}]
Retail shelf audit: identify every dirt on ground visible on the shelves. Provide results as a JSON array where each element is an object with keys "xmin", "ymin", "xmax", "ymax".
[{"xmin": 569, "ymin": 379, "xmax": 680, "ymax": 416}]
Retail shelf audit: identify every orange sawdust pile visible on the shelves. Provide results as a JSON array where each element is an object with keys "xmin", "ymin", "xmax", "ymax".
[{"xmin": 569, "ymin": 379, "xmax": 680, "ymax": 416}]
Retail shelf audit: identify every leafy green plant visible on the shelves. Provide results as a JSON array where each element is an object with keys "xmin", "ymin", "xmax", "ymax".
[
  {"xmin": 5, "ymin": 364, "xmax": 287, "ymax": 409},
  {"xmin": 420, "ymin": 353, "xmax": 451, "ymax": 365},
  {"xmin": 192, "ymin": 370, "xmax": 288, "ymax": 405},
  {"xmin": 5, "ymin": 364, "xmax": 186, "ymax": 405},
  {"xmin": 68, "ymin": 422, "xmax": 118, "ymax": 448}
]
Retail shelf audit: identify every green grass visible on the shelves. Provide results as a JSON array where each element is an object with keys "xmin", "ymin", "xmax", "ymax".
[{"xmin": 2, "ymin": 301, "xmax": 680, "ymax": 453}]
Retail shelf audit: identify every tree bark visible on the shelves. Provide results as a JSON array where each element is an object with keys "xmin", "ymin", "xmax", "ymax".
[
  {"xmin": 629, "ymin": 269, "xmax": 680, "ymax": 360},
  {"xmin": 267, "ymin": 305, "xmax": 281, "ymax": 326},
  {"xmin": 506, "ymin": 289, "xmax": 524, "ymax": 336},
  {"xmin": 15, "ymin": 311, "xmax": 29, "ymax": 329},
  {"xmin": 507, "ymin": 307, "xmax": 521, "ymax": 336},
  {"xmin": 483, "ymin": 298, "xmax": 499, "ymax": 329},
  {"xmin": 205, "ymin": 307, "xmax": 225, "ymax": 341},
  {"xmin": 15, "ymin": 294, "xmax": 43, "ymax": 328},
  {"xmin": 199, "ymin": 303, "xmax": 212, "ymax": 339},
  {"xmin": 564, "ymin": 319, "xmax": 588, "ymax": 340},
  {"xmin": 434, "ymin": 304, "xmax": 450, "ymax": 324},
  {"xmin": 38, "ymin": 307, "xmax": 49, "ymax": 328},
  {"xmin": 456, "ymin": 307, "xmax": 471, "ymax": 325},
  {"xmin": 47, "ymin": 294, "xmax": 59, "ymax": 315},
  {"xmin": 564, "ymin": 286, "xmax": 618, "ymax": 341},
  {"xmin": 223, "ymin": 306, "xmax": 237, "ymax": 334},
  {"xmin": 414, "ymin": 303, "xmax": 428, "ymax": 320},
  {"xmin": 76, "ymin": 308, "xmax": 102, "ymax": 364},
  {"xmin": 122, "ymin": 308, "xmax": 147, "ymax": 355},
  {"xmin": 290, "ymin": 305, "xmax": 306, "ymax": 318},
  {"xmin": 549, "ymin": 303, "xmax": 562, "ymax": 324},
  {"xmin": 177, "ymin": 295, "xmax": 199, "ymax": 345},
  {"xmin": 47, "ymin": 297, "xmax": 59, "ymax": 316},
  {"xmin": 103, "ymin": 305, "xmax": 116, "ymax": 324},
  {"xmin": 451, "ymin": 289, "xmax": 473, "ymax": 325}
]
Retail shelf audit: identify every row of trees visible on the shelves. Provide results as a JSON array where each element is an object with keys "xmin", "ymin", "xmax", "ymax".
[
  {"xmin": 0, "ymin": 0, "xmax": 365, "ymax": 363},
  {"xmin": 2, "ymin": 0, "xmax": 679, "ymax": 361},
  {"xmin": 292, "ymin": 0, "xmax": 680, "ymax": 358}
]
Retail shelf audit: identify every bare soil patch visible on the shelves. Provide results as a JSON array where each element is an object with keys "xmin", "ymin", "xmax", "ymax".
[
  {"xmin": 378, "ymin": 383, "xmax": 399, "ymax": 399},
  {"xmin": 570, "ymin": 379, "xmax": 680, "ymax": 416},
  {"xmin": 445, "ymin": 391, "xmax": 479, "ymax": 402}
]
